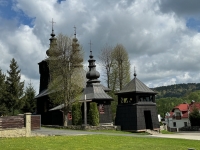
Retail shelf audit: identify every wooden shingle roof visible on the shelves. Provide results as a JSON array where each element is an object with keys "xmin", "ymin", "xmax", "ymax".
[
  {"xmin": 81, "ymin": 83, "xmax": 113, "ymax": 101},
  {"xmin": 117, "ymin": 77, "xmax": 157, "ymax": 94}
]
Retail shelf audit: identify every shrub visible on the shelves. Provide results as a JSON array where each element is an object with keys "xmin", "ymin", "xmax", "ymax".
[
  {"xmin": 189, "ymin": 107, "xmax": 200, "ymax": 126},
  {"xmin": 72, "ymin": 103, "xmax": 82, "ymax": 125},
  {"xmin": 89, "ymin": 102, "xmax": 99, "ymax": 126}
]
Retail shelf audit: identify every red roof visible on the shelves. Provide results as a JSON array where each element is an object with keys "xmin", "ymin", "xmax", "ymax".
[
  {"xmin": 166, "ymin": 102, "xmax": 200, "ymax": 118},
  {"xmin": 173, "ymin": 103, "xmax": 189, "ymax": 112},
  {"xmin": 189, "ymin": 102, "xmax": 200, "ymax": 112}
]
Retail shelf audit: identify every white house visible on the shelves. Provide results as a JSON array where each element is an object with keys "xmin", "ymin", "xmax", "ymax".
[{"xmin": 164, "ymin": 101, "xmax": 200, "ymax": 129}]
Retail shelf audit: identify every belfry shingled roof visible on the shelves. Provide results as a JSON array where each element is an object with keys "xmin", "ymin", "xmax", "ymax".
[
  {"xmin": 81, "ymin": 82, "xmax": 113, "ymax": 100},
  {"xmin": 117, "ymin": 77, "xmax": 157, "ymax": 94}
]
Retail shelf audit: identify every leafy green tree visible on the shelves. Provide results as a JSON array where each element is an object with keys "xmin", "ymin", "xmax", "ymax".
[
  {"xmin": 89, "ymin": 102, "xmax": 99, "ymax": 126},
  {"xmin": 156, "ymin": 97, "xmax": 183, "ymax": 117},
  {"xmin": 185, "ymin": 91, "xmax": 200, "ymax": 102},
  {"xmin": 99, "ymin": 44, "xmax": 130, "ymax": 91},
  {"xmin": 72, "ymin": 102, "xmax": 82, "ymax": 125},
  {"xmin": 99, "ymin": 44, "xmax": 130, "ymax": 117},
  {"xmin": 48, "ymin": 34, "xmax": 84, "ymax": 126},
  {"xmin": 0, "ymin": 69, "xmax": 8, "ymax": 116},
  {"xmin": 5, "ymin": 58, "xmax": 24, "ymax": 115},
  {"xmin": 111, "ymin": 44, "xmax": 130, "ymax": 91},
  {"xmin": 189, "ymin": 107, "xmax": 200, "ymax": 126},
  {"xmin": 21, "ymin": 82, "xmax": 36, "ymax": 113}
]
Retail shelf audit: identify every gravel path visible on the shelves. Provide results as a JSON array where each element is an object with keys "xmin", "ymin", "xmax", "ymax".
[{"xmin": 32, "ymin": 128, "xmax": 200, "ymax": 140}]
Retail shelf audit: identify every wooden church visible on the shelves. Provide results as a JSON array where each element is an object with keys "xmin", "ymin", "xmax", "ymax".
[
  {"xmin": 35, "ymin": 25, "xmax": 113, "ymax": 125},
  {"xmin": 115, "ymin": 70, "xmax": 160, "ymax": 131},
  {"xmin": 35, "ymin": 24, "xmax": 66, "ymax": 125}
]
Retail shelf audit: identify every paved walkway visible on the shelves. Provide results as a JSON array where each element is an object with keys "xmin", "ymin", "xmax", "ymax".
[
  {"xmin": 152, "ymin": 132, "xmax": 200, "ymax": 140},
  {"xmin": 32, "ymin": 128, "xmax": 200, "ymax": 140}
]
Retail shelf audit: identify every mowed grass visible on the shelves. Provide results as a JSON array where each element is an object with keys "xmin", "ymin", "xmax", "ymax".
[{"xmin": 0, "ymin": 135, "xmax": 199, "ymax": 150}]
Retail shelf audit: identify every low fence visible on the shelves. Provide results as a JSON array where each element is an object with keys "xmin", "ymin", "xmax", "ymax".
[
  {"xmin": 0, "ymin": 115, "xmax": 24, "ymax": 129},
  {"xmin": 167, "ymin": 126, "xmax": 200, "ymax": 132},
  {"xmin": 179, "ymin": 126, "xmax": 200, "ymax": 131},
  {"xmin": 31, "ymin": 115, "xmax": 41, "ymax": 130},
  {"xmin": 0, "ymin": 113, "xmax": 41, "ymax": 137},
  {"xmin": 167, "ymin": 126, "xmax": 178, "ymax": 132}
]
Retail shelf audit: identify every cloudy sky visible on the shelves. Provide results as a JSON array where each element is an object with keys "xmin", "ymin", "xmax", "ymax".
[{"xmin": 1, "ymin": 0, "xmax": 200, "ymax": 93}]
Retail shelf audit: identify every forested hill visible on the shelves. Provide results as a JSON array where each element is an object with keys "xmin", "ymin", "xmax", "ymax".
[{"xmin": 152, "ymin": 83, "xmax": 200, "ymax": 99}]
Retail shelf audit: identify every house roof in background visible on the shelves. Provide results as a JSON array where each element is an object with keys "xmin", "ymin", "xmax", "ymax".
[{"xmin": 167, "ymin": 102, "xmax": 200, "ymax": 118}]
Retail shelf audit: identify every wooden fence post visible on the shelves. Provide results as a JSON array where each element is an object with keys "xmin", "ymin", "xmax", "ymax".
[{"xmin": 25, "ymin": 113, "xmax": 32, "ymax": 137}]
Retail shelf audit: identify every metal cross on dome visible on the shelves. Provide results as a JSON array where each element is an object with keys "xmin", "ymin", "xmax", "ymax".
[
  {"xmin": 89, "ymin": 40, "xmax": 92, "ymax": 55},
  {"xmin": 50, "ymin": 18, "xmax": 56, "ymax": 30},
  {"xmin": 74, "ymin": 25, "xmax": 76, "ymax": 37},
  {"xmin": 134, "ymin": 66, "xmax": 137, "ymax": 77}
]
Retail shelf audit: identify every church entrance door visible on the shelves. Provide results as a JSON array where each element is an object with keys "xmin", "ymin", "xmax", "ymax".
[{"xmin": 144, "ymin": 110, "xmax": 153, "ymax": 130}]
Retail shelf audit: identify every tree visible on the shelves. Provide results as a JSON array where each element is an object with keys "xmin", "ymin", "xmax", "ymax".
[
  {"xmin": 189, "ymin": 106, "xmax": 200, "ymax": 126},
  {"xmin": 21, "ymin": 82, "xmax": 36, "ymax": 113},
  {"xmin": 110, "ymin": 44, "xmax": 131, "ymax": 91},
  {"xmin": 0, "ymin": 69, "xmax": 8, "ymax": 116},
  {"xmin": 98, "ymin": 44, "xmax": 113, "ymax": 88},
  {"xmin": 5, "ymin": 58, "xmax": 24, "ymax": 115},
  {"xmin": 72, "ymin": 102, "xmax": 82, "ymax": 125},
  {"xmin": 99, "ymin": 44, "xmax": 131, "ymax": 91},
  {"xmin": 48, "ymin": 33, "xmax": 84, "ymax": 126},
  {"xmin": 89, "ymin": 102, "xmax": 99, "ymax": 126}
]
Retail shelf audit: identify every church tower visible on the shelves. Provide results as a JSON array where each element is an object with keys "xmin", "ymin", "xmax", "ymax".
[
  {"xmin": 82, "ymin": 44, "xmax": 113, "ymax": 124},
  {"xmin": 35, "ymin": 19, "xmax": 60, "ymax": 124},
  {"xmin": 115, "ymin": 69, "xmax": 160, "ymax": 131}
]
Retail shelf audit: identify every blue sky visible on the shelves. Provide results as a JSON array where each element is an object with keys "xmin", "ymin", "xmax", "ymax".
[
  {"xmin": 0, "ymin": 1, "xmax": 34, "ymax": 26},
  {"xmin": 1, "ymin": 0, "xmax": 200, "ymax": 93}
]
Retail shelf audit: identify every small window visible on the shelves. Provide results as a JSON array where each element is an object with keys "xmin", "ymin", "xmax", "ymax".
[
  {"xmin": 173, "ymin": 122, "xmax": 176, "ymax": 127},
  {"xmin": 184, "ymin": 122, "xmax": 187, "ymax": 127},
  {"xmin": 68, "ymin": 111, "xmax": 72, "ymax": 120},
  {"xmin": 99, "ymin": 104, "xmax": 105, "ymax": 114},
  {"xmin": 176, "ymin": 112, "xmax": 181, "ymax": 116}
]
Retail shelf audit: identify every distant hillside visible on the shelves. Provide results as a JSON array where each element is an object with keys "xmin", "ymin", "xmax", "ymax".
[{"xmin": 152, "ymin": 83, "xmax": 200, "ymax": 99}]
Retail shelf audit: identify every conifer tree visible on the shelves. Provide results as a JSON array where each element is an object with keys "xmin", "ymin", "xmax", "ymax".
[
  {"xmin": 0, "ymin": 69, "xmax": 8, "ymax": 116},
  {"xmin": 72, "ymin": 102, "xmax": 82, "ymax": 125},
  {"xmin": 89, "ymin": 102, "xmax": 99, "ymax": 126},
  {"xmin": 5, "ymin": 58, "xmax": 24, "ymax": 115},
  {"xmin": 22, "ymin": 82, "xmax": 36, "ymax": 113}
]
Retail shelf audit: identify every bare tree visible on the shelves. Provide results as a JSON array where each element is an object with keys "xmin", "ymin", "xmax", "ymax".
[
  {"xmin": 99, "ymin": 43, "xmax": 131, "ymax": 91},
  {"xmin": 48, "ymin": 33, "xmax": 84, "ymax": 126},
  {"xmin": 98, "ymin": 44, "xmax": 113, "ymax": 88},
  {"xmin": 111, "ymin": 44, "xmax": 130, "ymax": 90}
]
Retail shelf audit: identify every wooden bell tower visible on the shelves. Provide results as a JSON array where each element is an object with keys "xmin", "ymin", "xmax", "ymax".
[{"xmin": 115, "ymin": 71, "xmax": 160, "ymax": 131}]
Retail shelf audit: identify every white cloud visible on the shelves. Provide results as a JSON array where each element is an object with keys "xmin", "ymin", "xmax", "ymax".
[{"xmin": 1, "ymin": 0, "xmax": 200, "ymax": 92}]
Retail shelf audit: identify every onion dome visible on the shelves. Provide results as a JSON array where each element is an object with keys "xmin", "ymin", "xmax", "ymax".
[
  {"xmin": 46, "ymin": 19, "xmax": 61, "ymax": 57},
  {"xmin": 86, "ymin": 50, "xmax": 100, "ymax": 82}
]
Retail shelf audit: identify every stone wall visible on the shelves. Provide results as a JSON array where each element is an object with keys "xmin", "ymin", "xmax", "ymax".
[
  {"xmin": 0, "ymin": 113, "xmax": 32, "ymax": 138},
  {"xmin": 43, "ymin": 125, "xmax": 121, "ymax": 131},
  {"xmin": 0, "ymin": 128, "xmax": 26, "ymax": 137}
]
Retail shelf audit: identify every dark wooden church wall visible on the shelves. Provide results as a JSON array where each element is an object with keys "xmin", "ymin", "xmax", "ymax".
[
  {"xmin": 115, "ymin": 104, "xmax": 137, "ymax": 130},
  {"xmin": 136, "ymin": 104, "xmax": 160, "ymax": 130},
  {"xmin": 99, "ymin": 104, "xmax": 112, "ymax": 123}
]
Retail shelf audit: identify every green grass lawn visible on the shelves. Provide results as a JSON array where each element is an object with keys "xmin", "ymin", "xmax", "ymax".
[
  {"xmin": 160, "ymin": 130, "xmax": 174, "ymax": 134},
  {"xmin": 0, "ymin": 135, "xmax": 199, "ymax": 150}
]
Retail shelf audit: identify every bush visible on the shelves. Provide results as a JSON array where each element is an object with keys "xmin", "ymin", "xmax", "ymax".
[
  {"xmin": 189, "ymin": 107, "xmax": 200, "ymax": 126},
  {"xmin": 72, "ymin": 103, "xmax": 82, "ymax": 125},
  {"xmin": 89, "ymin": 102, "xmax": 99, "ymax": 126}
]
